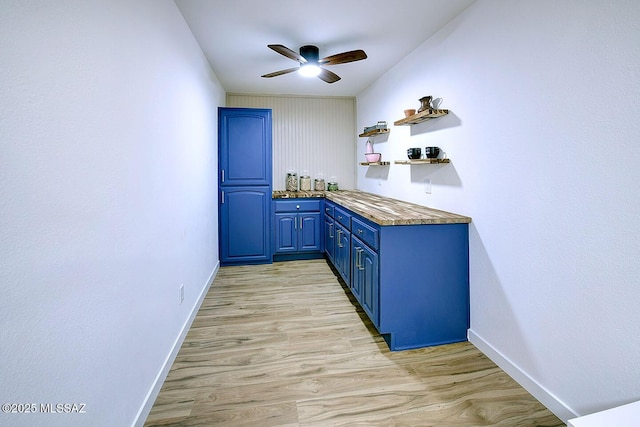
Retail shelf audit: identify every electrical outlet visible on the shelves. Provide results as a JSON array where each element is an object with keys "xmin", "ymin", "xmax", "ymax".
[
  {"xmin": 179, "ymin": 284, "xmax": 184, "ymax": 305},
  {"xmin": 424, "ymin": 178, "xmax": 431, "ymax": 194}
]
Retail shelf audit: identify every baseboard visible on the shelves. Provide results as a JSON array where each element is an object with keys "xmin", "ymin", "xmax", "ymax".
[
  {"xmin": 468, "ymin": 329, "xmax": 577, "ymax": 423},
  {"xmin": 132, "ymin": 261, "xmax": 220, "ymax": 427}
]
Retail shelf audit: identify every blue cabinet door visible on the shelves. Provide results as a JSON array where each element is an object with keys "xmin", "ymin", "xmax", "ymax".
[
  {"xmin": 299, "ymin": 213, "xmax": 322, "ymax": 252},
  {"xmin": 219, "ymin": 108, "xmax": 272, "ymax": 187},
  {"xmin": 360, "ymin": 243, "xmax": 379, "ymax": 326},
  {"xmin": 350, "ymin": 240, "xmax": 363, "ymax": 302},
  {"xmin": 334, "ymin": 223, "xmax": 351, "ymax": 284},
  {"xmin": 324, "ymin": 216, "xmax": 335, "ymax": 262},
  {"xmin": 351, "ymin": 235, "xmax": 379, "ymax": 326},
  {"xmin": 220, "ymin": 187, "xmax": 271, "ymax": 264},
  {"xmin": 274, "ymin": 213, "xmax": 297, "ymax": 253}
]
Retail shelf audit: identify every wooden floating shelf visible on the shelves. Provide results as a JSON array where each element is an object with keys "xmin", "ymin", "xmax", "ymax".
[
  {"xmin": 359, "ymin": 128, "xmax": 390, "ymax": 138},
  {"xmin": 393, "ymin": 109, "xmax": 449, "ymax": 126},
  {"xmin": 359, "ymin": 161, "xmax": 391, "ymax": 166},
  {"xmin": 394, "ymin": 159, "xmax": 451, "ymax": 164}
]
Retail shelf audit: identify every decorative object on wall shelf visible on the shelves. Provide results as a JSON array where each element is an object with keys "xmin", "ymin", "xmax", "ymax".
[
  {"xmin": 359, "ymin": 121, "xmax": 389, "ymax": 137},
  {"xmin": 425, "ymin": 146, "xmax": 440, "ymax": 158},
  {"xmin": 394, "ymin": 159, "xmax": 450, "ymax": 164},
  {"xmin": 417, "ymin": 96, "xmax": 433, "ymax": 113},
  {"xmin": 407, "ymin": 148, "xmax": 422, "ymax": 159},
  {"xmin": 365, "ymin": 152, "xmax": 382, "ymax": 163},
  {"xmin": 403, "ymin": 109, "xmax": 416, "ymax": 117},
  {"xmin": 365, "ymin": 139, "xmax": 374, "ymax": 154}
]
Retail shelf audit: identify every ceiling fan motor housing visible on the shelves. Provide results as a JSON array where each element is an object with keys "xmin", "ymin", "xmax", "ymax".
[{"xmin": 299, "ymin": 45, "xmax": 319, "ymax": 64}]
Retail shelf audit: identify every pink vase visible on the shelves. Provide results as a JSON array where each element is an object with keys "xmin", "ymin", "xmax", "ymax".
[{"xmin": 365, "ymin": 140, "xmax": 374, "ymax": 154}]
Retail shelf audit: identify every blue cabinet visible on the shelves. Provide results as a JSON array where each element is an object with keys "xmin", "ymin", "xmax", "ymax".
[
  {"xmin": 220, "ymin": 187, "xmax": 271, "ymax": 264},
  {"xmin": 323, "ymin": 202, "xmax": 336, "ymax": 262},
  {"xmin": 219, "ymin": 109, "xmax": 271, "ymax": 187},
  {"xmin": 219, "ymin": 108, "xmax": 272, "ymax": 265},
  {"xmin": 273, "ymin": 199, "xmax": 323, "ymax": 261},
  {"xmin": 323, "ymin": 198, "xmax": 470, "ymax": 351},
  {"xmin": 334, "ymin": 222, "xmax": 351, "ymax": 284},
  {"xmin": 324, "ymin": 216, "xmax": 335, "ymax": 262},
  {"xmin": 351, "ymin": 235, "xmax": 379, "ymax": 325}
]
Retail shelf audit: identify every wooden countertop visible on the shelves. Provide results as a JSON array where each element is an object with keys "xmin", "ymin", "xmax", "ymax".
[{"xmin": 272, "ymin": 190, "xmax": 471, "ymax": 226}]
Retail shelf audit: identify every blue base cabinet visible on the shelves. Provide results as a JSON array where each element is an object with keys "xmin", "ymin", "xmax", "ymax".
[
  {"xmin": 324, "ymin": 200, "xmax": 469, "ymax": 351},
  {"xmin": 377, "ymin": 222, "xmax": 469, "ymax": 351},
  {"xmin": 273, "ymin": 199, "xmax": 324, "ymax": 262}
]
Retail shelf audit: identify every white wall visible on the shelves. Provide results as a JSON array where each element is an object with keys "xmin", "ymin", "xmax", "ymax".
[
  {"xmin": 357, "ymin": 0, "xmax": 640, "ymax": 421},
  {"xmin": 227, "ymin": 94, "xmax": 357, "ymax": 190},
  {"xmin": 0, "ymin": 1, "xmax": 225, "ymax": 426}
]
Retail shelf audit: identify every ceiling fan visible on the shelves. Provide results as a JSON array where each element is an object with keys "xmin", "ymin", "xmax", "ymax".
[{"xmin": 261, "ymin": 44, "xmax": 367, "ymax": 84}]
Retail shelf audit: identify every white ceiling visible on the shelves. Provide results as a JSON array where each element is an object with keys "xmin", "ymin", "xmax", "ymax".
[{"xmin": 174, "ymin": 0, "xmax": 476, "ymax": 97}]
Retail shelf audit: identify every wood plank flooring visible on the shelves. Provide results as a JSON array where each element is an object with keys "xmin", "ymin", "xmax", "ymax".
[{"xmin": 144, "ymin": 259, "xmax": 564, "ymax": 426}]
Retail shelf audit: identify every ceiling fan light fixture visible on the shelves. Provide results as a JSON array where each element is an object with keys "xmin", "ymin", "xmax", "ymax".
[{"xmin": 299, "ymin": 63, "xmax": 321, "ymax": 77}]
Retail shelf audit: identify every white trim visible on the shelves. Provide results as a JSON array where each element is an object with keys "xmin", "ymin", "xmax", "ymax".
[
  {"xmin": 468, "ymin": 329, "xmax": 577, "ymax": 423},
  {"xmin": 132, "ymin": 261, "xmax": 220, "ymax": 427},
  {"xmin": 568, "ymin": 400, "xmax": 640, "ymax": 427}
]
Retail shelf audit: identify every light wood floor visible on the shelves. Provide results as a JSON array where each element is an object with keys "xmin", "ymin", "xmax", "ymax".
[{"xmin": 145, "ymin": 259, "xmax": 564, "ymax": 426}]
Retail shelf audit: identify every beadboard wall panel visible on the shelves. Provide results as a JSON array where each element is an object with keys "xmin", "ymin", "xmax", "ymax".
[{"xmin": 226, "ymin": 94, "xmax": 356, "ymax": 190}]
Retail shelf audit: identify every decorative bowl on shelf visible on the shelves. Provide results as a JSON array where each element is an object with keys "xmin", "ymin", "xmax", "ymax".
[
  {"xmin": 404, "ymin": 109, "xmax": 416, "ymax": 117},
  {"xmin": 365, "ymin": 153, "xmax": 381, "ymax": 163},
  {"xmin": 407, "ymin": 148, "xmax": 421, "ymax": 159}
]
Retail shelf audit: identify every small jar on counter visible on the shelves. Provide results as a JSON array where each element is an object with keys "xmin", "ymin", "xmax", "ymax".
[
  {"xmin": 299, "ymin": 175, "xmax": 311, "ymax": 191},
  {"xmin": 314, "ymin": 173, "xmax": 325, "ymax": 191},
  {"xmin": 286, "ymin": 171, "xmax": 298, "ymax": 192},
  {"xmin": 327, "ymin": 176, "xmax": 338, "ymax": 191}
]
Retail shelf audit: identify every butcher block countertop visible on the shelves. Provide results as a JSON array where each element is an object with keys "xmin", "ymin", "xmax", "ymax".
[{"xmin": 272, "ymin": 190, "xmax": 471, "ymax": 226}]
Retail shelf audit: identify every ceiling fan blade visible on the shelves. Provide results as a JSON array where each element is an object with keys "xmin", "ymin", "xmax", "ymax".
[
  {"xmin": 267, "ymin": 44, "xmax": 307, "ymax": 63},
  {"xmin": 261, "ymin": 67, "xmax": 299, "ymax": 78},
  {"xmin": 319, "ymin": 49, "xmax": 367, "ymax": 66},
  {"xmin": 317, "ymin": 68, "xmax": 341, "ymax": 84}
]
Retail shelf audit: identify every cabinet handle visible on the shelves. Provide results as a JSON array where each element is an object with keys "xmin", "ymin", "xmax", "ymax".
[
  {"xmin": 294, "ymin": 216, "xmax": 297, "ymax": 230},
  {"xmin": 337, "ymin": 229, "xmax": 343, "ymax": 247},
  {"xmin": 221, "ymin": 191, "xmax": 225, "ymax": 204},
  {"xmin": 358, "ymin": 229, "xmax": 363, "ymax": 234},
  {"xmin": 300, "ymin": 216, "xmax": 303, "ymax": 229},
  {"xmin": 221, "ymin": 170, "xmax": 225, "ymax": 183},
  {"xmin": 329, "ymin": 223, "xmax": 334, "ymax": 238},
  {"xmin": 357, "ymin": 248, "xmax": 365, "ymax": 270}
]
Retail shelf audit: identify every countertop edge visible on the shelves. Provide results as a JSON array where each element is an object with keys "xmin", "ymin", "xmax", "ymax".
[{"xmin": 272, "ymin": 190, "xmax": 471, "ymax": 226}]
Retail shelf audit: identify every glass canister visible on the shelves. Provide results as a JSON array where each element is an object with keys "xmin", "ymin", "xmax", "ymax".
[
  {"xmin": 327, "ymin": 176, "xmax": 338, "ymax": 191},
  {"xmin": 314, "ymin": 173, "xmax": 325, "ymax": 191},
  {"xmin": 286, "ymin": 171, "xmax": 298, "ymax": 192},
  {"xmin": 300, "ymin": 175, "xmax": 311, "ymax": 191}
]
